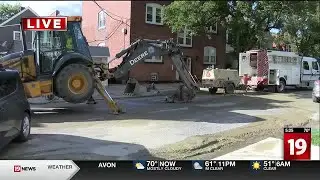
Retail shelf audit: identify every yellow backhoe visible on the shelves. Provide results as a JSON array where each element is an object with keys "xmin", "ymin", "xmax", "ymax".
[
  {"xmin": 0, "ymin": 16, "xmax": 199, "ymax": 115},
  {"xmin": 0, "ymin": 16, "xmax": 122, "ymax": 114}
]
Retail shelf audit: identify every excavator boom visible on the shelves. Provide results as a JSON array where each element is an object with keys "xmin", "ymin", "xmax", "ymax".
[{"xmin": 108, "ymin": 39, "xmax": 199, "ymax": 103}]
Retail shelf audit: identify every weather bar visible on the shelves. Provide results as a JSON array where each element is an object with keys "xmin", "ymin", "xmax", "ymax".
[
  {"xmin": 251, "ymin": 161, "xmax": 291, "ymax": 171},
  {"xmin": 190, "ymin": 160, "xmax": 237, "ymax": 171},
  {"xmin": 134, "ymin": 160, "xmax": 183, "ymax": 171}
]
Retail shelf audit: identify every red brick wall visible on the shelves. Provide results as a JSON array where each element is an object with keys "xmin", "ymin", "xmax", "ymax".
[
  {"xmin": 82, "ymin": 1, "xmax": 132, "ymax": 69},
  {"xmin": 82, "ymin": 1, "xmax": 226, "ymax": 82},
  {"xmin": 129, "ymin": 1, "xmax": 226, "ymax": 82},
  {"xmin": 129, "ymin": 1, "xmax": 175, "ymax": 82}
]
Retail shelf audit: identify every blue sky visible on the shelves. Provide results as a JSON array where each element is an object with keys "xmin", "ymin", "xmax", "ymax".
[
  {"xmin": 270, "ymin": 28, "xmax": 279, "ymax": 34},
  {"xmin": 1, "ymin": 1, "xmax": 82, "ymax": 16}
]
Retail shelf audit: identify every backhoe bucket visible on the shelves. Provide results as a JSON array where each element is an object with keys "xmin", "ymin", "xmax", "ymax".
[{"xmin": 124, "ymin": 78, "xmax": 140, "ymax": 96}]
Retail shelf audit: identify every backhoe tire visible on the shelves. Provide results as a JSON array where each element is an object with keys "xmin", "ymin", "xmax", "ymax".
[{"xmin": 55, "ymin": 64, "xmax": 94, "ymax": 104}]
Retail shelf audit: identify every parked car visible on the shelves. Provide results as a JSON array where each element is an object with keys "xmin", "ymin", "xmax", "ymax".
[
  {"xmin": 0, "ymin": 68, "xmax": 31, "ymax": 150},
  {"xmin": 312, "ymin": 78, "xmax": 320, "ymax": 103}
]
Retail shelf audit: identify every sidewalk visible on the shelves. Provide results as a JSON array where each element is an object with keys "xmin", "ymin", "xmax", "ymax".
[{"xmin": 212, "ymin": 137, "xmax": 319, "ymax": 160}]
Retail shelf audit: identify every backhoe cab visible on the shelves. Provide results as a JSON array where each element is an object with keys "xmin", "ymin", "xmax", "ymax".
[{"xmin": 0, "ymin": 16, "xmax": 108, "ymax": 105}]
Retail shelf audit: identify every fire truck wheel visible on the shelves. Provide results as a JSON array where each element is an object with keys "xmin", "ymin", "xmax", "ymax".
[
  {"xmin": 276, "ymin": 80, "xmax": 286, "ymax": 93},
  {"xmin": 209, "ymin": 87, "xmax": 218, "ymax": 94},
  {"xmin": 254, "ymin": 85, "xmax": 264, "ymax": 91},
  {"xmin": 225, "ymin": 83, "xmax": 235, "ymax": 94}
]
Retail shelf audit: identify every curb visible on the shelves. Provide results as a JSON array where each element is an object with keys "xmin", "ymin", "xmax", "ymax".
[
  {"xmin": 93, "ymin": 90, "xmax": 176, "ymax": 100},
  {"xmin": 29, "ymin": 90, "xmax": 176, "ymax": 104}
]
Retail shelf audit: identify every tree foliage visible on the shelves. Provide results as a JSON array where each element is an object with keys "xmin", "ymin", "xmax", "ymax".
[
  {"xmin": 0, "ymin": 3, "xmax": 21, "ymax": 24},
  {"xmin": 275, "ymin": 1, "xmax": 320, "ymax": 57},
  {"xmin": 163, "ymin": 1, "xmax": 319, "ymax": 57}
]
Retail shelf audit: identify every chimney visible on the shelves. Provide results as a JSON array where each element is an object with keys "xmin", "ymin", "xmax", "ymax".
[{"xmin": 50, "ymin": 10, "xmax": 60, "ymax": 16}]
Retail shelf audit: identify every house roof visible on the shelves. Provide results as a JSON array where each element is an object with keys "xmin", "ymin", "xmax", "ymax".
[
  {"xmin": 0, "ymin": 6, "xmax": 39, "ymax": 26},
  {"xmin": 89, "ymin": 46, "xmax": 110, "ymax": 57}
]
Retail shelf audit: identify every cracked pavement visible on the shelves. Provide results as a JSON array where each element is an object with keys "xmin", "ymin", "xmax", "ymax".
[{"xmin": 0, "ymin": 89, "xmax": 318, "ymax": 160}]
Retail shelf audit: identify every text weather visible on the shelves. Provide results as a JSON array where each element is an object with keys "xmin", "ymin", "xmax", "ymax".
[
  {"xmin": 146, "ymin": 160, "xmax": 182, "ymax": 171},
  {"xmin": 204, "ymin": 160, "xmax": 236, "ymax": 171}
]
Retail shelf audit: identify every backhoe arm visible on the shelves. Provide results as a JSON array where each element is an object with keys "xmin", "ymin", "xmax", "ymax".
[
  {"xmin": 112, "ymin": 39, "xmax": 170, "ymax": 79},
  {"xmin": 111, "ymin": 39, "xmax": 199, "ymax": 102}
]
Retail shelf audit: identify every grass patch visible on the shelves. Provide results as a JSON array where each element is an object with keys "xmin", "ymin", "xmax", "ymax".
[{"xmin": 312, "ymin": 129, "xmax": 320, "ymax": 146}]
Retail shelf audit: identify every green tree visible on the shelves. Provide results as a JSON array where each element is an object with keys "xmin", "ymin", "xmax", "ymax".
[
  {"xmin": 276, "ymin": 1, "xmax": 320, "ymax": 57},
  {"xmin": 0, "ymin": 3, "xmax": 21, "ymax": 24},
  {"xmin": 163, "ymin": 1, "xmax": 302, "ymax": 56}
]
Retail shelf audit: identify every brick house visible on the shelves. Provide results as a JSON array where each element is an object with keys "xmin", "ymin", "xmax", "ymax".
[{"xmin": 82, "ymin": 1, "xmax": 226, "ymax": 82}]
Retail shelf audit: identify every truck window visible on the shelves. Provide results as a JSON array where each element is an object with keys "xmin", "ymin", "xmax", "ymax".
[
  {"xmin": 0, "ymin": 77, "xmax": 17, "ymax": 99},
  {"xmin": 250, "ymin": 53, "xmax": 257, "ymax": 68},
  {"xmin": 241, "ymin": 56, "xmax": 246, "ymax": 62},
  {"xmin": 303, "ymin": 61, "xmax": 309, "ymax": 70},
  {"xmin": 312, "ymin": 61, "xmax": 319, "ymax": 70}
]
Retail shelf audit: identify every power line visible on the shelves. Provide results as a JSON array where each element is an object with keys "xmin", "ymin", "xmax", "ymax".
[
  {"xmin": 87, "ymin": 39, "xmax": 104, "ymax": 44},
  {"xmin": 105, "ymin": 22, "xmax": 123, "ymax": 40},
  {"xmin": 87, "ymin": 21, "xmax": 124, "ymax": 43},
  {"xmin": 88, "ymin": 1, "xmax": 131, "ymax": 43},
  {"xmin": 92, "ymin": 1, "xmax": 130, "ymax": 27},
  {"xmin": 92, "ymin": 1, "xmax": 130, "ymax": 20},
  {"xmin": 88, "ymin": 30, "xmax": 178, "ymax": 44}
]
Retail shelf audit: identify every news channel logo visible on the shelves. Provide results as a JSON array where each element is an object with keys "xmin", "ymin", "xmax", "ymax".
[
  {"xmin": 192, "ymin": 161, "xmax": 204, "ymax": 170},
  {"xmin": 13, "ymin": 165, "xmax": 36, "ymax": 172},
  {"xmin": 133, "ymin": 161, "xmax": 146, "ymax": 170}
]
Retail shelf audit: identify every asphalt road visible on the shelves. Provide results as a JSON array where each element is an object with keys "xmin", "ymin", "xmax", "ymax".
[{"xmin": 0, "ymin": 89, "xmax": 318, "ymax": 160}]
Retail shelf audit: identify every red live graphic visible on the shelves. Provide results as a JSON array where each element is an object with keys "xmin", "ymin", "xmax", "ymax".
[{"xmin": 21, "ymin": 17, "xmax": 67, "ymax": 31}]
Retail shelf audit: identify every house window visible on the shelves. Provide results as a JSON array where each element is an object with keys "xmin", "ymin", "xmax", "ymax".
[
  {"xmin": 206, "ymin": 23, "xmax": 217, "ymax": 33},
  {"xmin": 145, "ymin": 3, "xmax": 163, "ymax": 25},
  {"xmin": 203, "ymin": 46, "xmax": 216, "ymax": 64},
  {"xmin": 144, "ymin": 56, "xmax": 163, "ymax": 63},
  {"xmin": 177, "ymin": 28, "xmax": 192, "ymax": 47},
  {"xmin": 98, "ymin": 11, "xmax": 106, "ymax": 29},
  {"xmin": 13, "ymin": 31, "xmax": 21, "ymax": 41}
]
